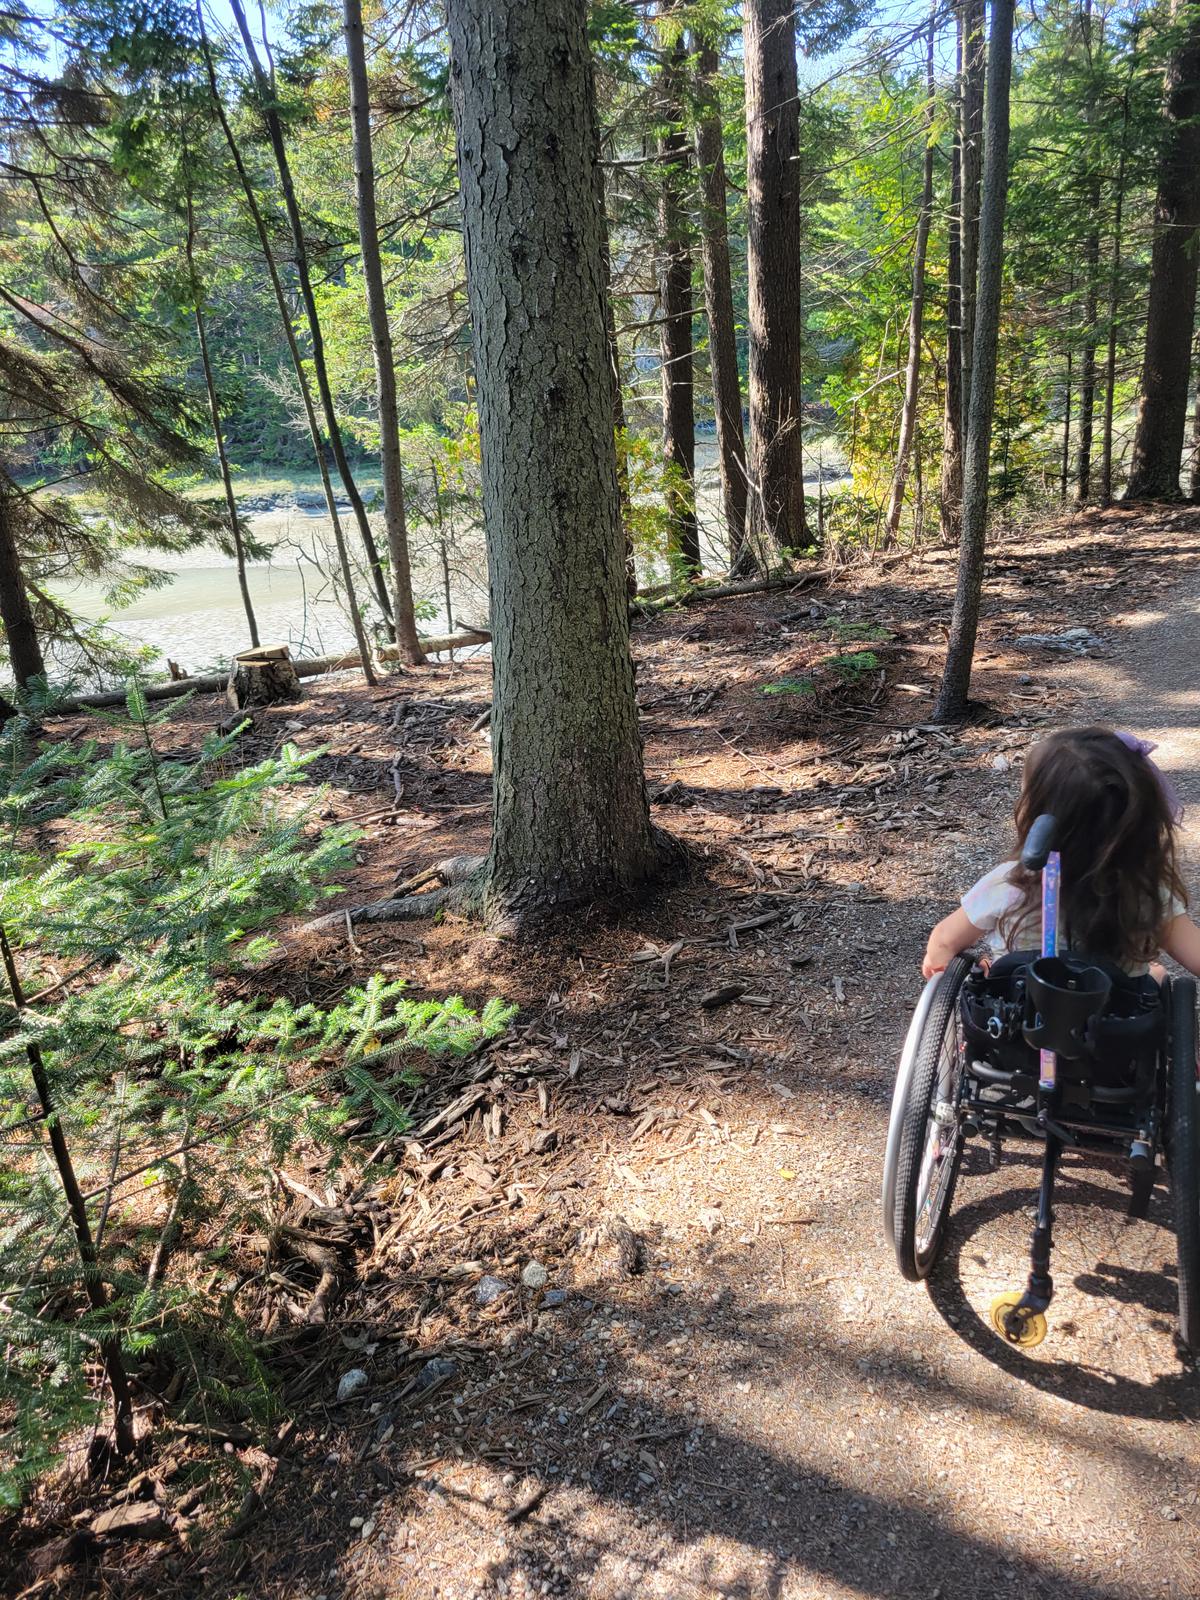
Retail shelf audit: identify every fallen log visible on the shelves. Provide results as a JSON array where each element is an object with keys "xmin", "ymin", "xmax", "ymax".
[{"xmin": 628, "ymin": 569, "xmax": 824, "ymax": 620}]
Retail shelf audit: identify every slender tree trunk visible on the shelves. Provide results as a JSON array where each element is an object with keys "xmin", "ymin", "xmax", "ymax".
[
  {"xmin": 1076, "ymin": 212, "xmax": 1100, "ymax": 502},
  {"xmin": 182, "ymin": 177, "xmax": 259, "ymax": 648},
  {"xmin": 446, "ymin": 0, "xmax": 670, "ymax": 926},
  {"xmin": 693, "ymin": 35, "xmax": 749, "ymax": 569},
  {"xmin": 228, "ymin": 0, "xmax": 394, "ymax": 625},
  {"xmin": 1100, "ymin": 88, "xmax": 1130, "ymax": 505},
  {"xmin": 885, "ymin": 15, "xmax": 936, "ymax": 542},
  {"xmin": 656, "ymin": 26, "xmax": 698, "ymax": 575},
  {"xmin": 343, "ymin": 0, "xmax": 424, "ymax": 665},
  {"xmin": 0, "ymin": 927, "xmax": 135, "ymax": 1456},
  {"xmin": 1060, "ymin": 346, "xmax": 1073, "ymax": 501},
  {"xmin": 940, "ymin": 2, "xmax": 966, "ymax": 545},
  {"xmin": 960, "ymin": 0, "xmax": 986, "ymax": 429},
  {"xmin": 743, "ymin": 0, "xmax": 807, "ymax": 561},
  {"xmin": 1191, "ymin": 342, "xmax": 1200, "ymax": 501},
  {"xmin": 1125, "ymin": 0, "xmax": 1200, "ymax": 500},
  {"xmin": 197, "ymin": 6, "xmax": 376, "ymax": 685},
  {"xmin": 934, "ymin": 0, "xmax": 1015, "ymax": 724},
  {"xmin": 599, "ymin": 195, "xmax": 636, "ymax": 593},
  {"xmin": 0, "ymin": 480, "xmax": 44, "ymax": 688}
]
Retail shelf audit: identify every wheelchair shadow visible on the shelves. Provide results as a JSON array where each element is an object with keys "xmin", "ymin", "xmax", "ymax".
[{"xmin": 926, "ymin": 1160, "xmax": 1200, "ymax": 1420}]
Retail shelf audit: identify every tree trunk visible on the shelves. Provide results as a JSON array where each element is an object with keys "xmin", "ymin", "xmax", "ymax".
[
  {"xmin": 884, "ymin": 15, "xmax": 936, "ymax": 542},
  {"xmin": 1075, "ymin": 212, "xmax": 1100, "ymax": 502},
  {"xmin": 1125, "ymin": 0, "xmax": 1200, "ymax": 500},
  {"xmin": 0, "ymin": 481, "xmax": 44, "ymax": 689},
  {"xmin": 656, "ymin": 25, "xmax": 698, "ymax": 575},
  {"xmin": 197, "ymin": 5, "xmax": 377, "ymax": 686},
  {"xmin": 343, "ymin": 0, "xmax": 424, "ymax": 666},
  {"xmin": 743, "ymin": 0, "xmax": 807, "ymax": 559},
  {"xmin": 933, "ymin": 0, "xmax": 1015, "ymax": 724},
  {"xmin": 228, "ymin": 0, "xmax": 394, "ymax": 624},
  {"xmin": 1191, "ymin": 342, "xmax": 1200, "ymax": 501},
  {"xmin": 940, "ymin": 1, "xmax": 966, "ymax": 545},
  {"xmin": 693, "ymin": 35, "xmax": 749, "ymax": 570},
  {"xmin": 446, "ymin": 0, "xmax": 670, "ymax": 926},
  {"xmin": 1060, "ymin": 346, "xmax": 1073, "ymax": 501},
  {"xmin": 599, "ymin": 187, "xmax": 635, "ymax": 592},
  {"xmin": 227, "ymin": 644, "xmax": 302, "ymax": 708},
  {"xmin": 1100, "ymin": 92, "xmax": 1129, "ymax": 505},
  {"xmin": 183, "ymin": 175, "xmax": 259, "ymax": 649},
  {"xmin": 960, "ymin": 0, "xmax": 986, "ymax": 428}
]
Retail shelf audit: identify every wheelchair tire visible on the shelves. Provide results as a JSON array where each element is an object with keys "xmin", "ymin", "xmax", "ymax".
[
  {"xmin": 892, "ymin": 955, "xmax": 973, "ymax": 1282},
  {"xmin": 1167, "ymin": 977, "xmax": 1200, "ymax": 1354}
]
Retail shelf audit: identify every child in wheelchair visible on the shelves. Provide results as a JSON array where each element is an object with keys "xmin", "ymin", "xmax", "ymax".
[
  {"xmin": 884, "ymin": 725, "xmax": 1200, "ymax": 1353},
  {"xmin": 922, "ymin": 726, "xmax": 1200, "ymax": 983}
]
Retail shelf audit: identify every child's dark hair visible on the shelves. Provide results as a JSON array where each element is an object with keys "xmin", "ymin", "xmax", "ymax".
[{"xmin": 1000, "ymin": 726, "xmax": 1186, "ymax": 967}]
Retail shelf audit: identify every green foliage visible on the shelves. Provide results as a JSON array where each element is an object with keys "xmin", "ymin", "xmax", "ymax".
[
  {"xmin": 0, "ymin": 697, "xmax": 513, "ymax": 1504},
  {"xmin": 761, "ymin": 677, "xmax": 816, "ymax": 697},
  {"xmin": 825, "ymin": 649, "xmax": 880, "ymax": 682}
]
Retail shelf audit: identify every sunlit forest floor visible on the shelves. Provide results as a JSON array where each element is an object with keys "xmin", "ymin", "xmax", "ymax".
[{"xmin": 13, "ymin": 502, "xmax": 1200, "ymax": 1599}]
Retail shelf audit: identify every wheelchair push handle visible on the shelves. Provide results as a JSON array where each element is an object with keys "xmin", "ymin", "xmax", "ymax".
[{"xmin": 1021, "ymin": 813, "xmax": 1059, "ymax": 873}]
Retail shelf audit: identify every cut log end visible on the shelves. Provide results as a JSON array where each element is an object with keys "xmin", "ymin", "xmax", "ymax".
[{"xmin": 227, "ymin": 644, "xmax": 302, "ymax": 709}]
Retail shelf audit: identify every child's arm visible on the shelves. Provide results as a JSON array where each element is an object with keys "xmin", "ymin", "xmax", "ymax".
[
  {"xmin": 922, "ymin": 907, "xmax": 985, "ymax": 979},
  {"xmin": 1161, "ymin": 913, "xmax": 1200, "ymax": 978}
]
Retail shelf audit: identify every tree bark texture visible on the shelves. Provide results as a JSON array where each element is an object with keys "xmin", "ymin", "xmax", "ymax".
[
  {"xmin": 693, "ymin": 36, "xmax": 749, "ymax": 569},
  {"xmin": 446, "ymin": 0, "xmax": 668, "ymax": 924},
  {"xmin": 198, "ymin": 6, "xmax": 377, "ymax": 686},
  {"xmin": 940, "ymin": 2, "xmax": 966, "ymax": 545},
  {"xmin": 656, "ymin": 26, "xmax": 698, "ymax": 574},
  {"xmin": 228, "ymin": 0, "xmax": 394, "ymax": 624},
  {"xmin": 0, "ymin": 481, "xmax": 45, "ymax": 689},
  {"xmin": 934, "ymin": 0, "xmax": 1015, "ymax": 724},
  {"xmin": 183, "ymin": 177, "xmax": 258, "ymax": 649},
  {"xmin": 743, "ymin": 0, "xmax": 807, "ymax": 558},
  {"xmin": 1126, "ymin": 0, "xmax": 1200, "ymax": 500},
  {"xmin": 885, "ymin": 16, "xmax": 936, "ymax": 542},
  {"xmin": 343, "ymin": 0, "xmax": 424, "ymax": 665},
  {"xmin": 960, "ymin": 0, "xmax": 986, "ymax": 428}
]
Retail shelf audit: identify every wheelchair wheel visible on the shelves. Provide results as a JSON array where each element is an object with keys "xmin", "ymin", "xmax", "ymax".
[
  {"xmin": 892, "ymin": 955, "xmax": 972, "ymax": 1281},
  {"xmin": 1167, "ymin": 977, "xmax": 1200, "ymax": 1354}
]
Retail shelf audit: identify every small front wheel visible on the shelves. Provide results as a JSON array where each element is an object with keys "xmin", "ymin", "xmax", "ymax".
[{"xmin": 892, "ymin": 955, "xmax": 972, "ymax": 1281}]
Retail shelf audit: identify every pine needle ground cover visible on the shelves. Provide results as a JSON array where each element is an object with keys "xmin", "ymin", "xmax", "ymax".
[{"xmin": 0, "ymin": 687, "xmax": 513, "ymax": 1508}]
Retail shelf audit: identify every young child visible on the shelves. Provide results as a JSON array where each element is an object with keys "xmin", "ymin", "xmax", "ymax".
[{"xmin": 923, "ymin": 726, "xmax": 1200, "ymax": 981}]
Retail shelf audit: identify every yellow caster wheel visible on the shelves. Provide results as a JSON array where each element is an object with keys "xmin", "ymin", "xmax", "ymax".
[{"xmin": 989, "ymin": 1291, "xmax": 1048, "ymax": 1348}]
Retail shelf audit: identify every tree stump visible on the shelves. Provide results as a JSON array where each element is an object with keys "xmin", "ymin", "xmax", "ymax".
[{"xmin": 226, "ymin": 644, "xmax": 302, "ymax": 709}]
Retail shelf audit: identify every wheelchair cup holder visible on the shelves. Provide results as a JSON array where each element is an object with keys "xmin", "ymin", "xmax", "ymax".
[{"xmin": 1022, "ymin": 956, "xmax": 1112, "ymax": 1060}]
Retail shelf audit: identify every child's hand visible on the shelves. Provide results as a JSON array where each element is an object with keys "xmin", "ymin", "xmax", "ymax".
[
  {"xmin": 922, "ymin": 908, "xmax": 985, "ymax": 981},
  {"xmin": 922, "ymin": 946, "xmax": 945, "ymax": 980}
]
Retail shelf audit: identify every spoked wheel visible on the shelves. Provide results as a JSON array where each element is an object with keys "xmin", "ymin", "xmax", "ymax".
[
  {"xmin": 891, "ymin": 955, "xmax": 973, "ymax": 1281},
  {"xmin": 1166, "ymin": 977, "xmax": 1200, "ymax": 1355}
]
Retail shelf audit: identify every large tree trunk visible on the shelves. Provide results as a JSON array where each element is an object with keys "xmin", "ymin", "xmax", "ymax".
[
  {"xmin": 1125, "ymin": 1, "xmax": 1200, "ymax": 500},
  {"xmin": 934, "ymin": 0, "xmax": 1015, "ymax": 724},
  {"xmin": 0, "ymin": 482, "xmax": 44, "ymax": 689},
  {"xmin": 885, "ymin": 15, "xmax": 936, "ymax": 542},
  {"xmin": 940, "ymin": 2, "xmax": 966, "ymax": 545},
  {"xmin": 183, "ymin": 176, "xmax": 259, "ymax": 649},
  {"xmin": 656, "ymin": 25, "xmax": 698, "ymax": 575},
  {"xmin": 960, "ymin": 0, "xmax": 986, "ymax": 427},
  {"xmin": 228, "ymin": 0, "xmax": 394, "ymax": 625},
  {"xmin": 446, "ymin": 0, "xmax": 670, "ymax": 926},
  {"xmin": 693, "ymin": 35, "xmax": 749, "ymax": 570},
  {"xmin": 197, "ymin": 5, "xmax": 376, "ymax": 685},
  {"xmin": 343, "ymin": 0, "xmax": 424, "ymax": 666},
  {"xmin": 743, "ymin": 0, "xmax": 807, "ymax": 560}
]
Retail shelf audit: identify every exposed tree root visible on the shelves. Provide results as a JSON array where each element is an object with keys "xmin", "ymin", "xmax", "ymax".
[{"xmin": 301, "ymin": 854, "xmax": 486, "ymax": 934}]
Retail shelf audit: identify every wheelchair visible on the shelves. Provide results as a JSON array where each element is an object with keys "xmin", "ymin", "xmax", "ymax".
[{"xmin": 882, "ymin": 813, "xmax": 1200, "ymax": 1353}]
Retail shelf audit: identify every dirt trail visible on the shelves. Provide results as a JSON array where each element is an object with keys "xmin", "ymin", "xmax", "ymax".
[{"xmin": 17, "ymin": 511, "xmax": 1199, "ymax": 1600}]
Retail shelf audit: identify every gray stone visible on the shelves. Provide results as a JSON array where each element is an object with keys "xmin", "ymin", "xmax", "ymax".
[
  {"xmin": 543, "ymin": 1289, "xmax": 567, "ymax": 1309},
  {"xmin": 336, "ymin": 1367, "xmax": 370, "ymax": 1403},
  {"xmin": 411, "ymin": 1356, "xmax": 457, "ymax": 1394},
  {"xmin": 476, "ymin": 1274, "xmax": 511, "ymax": 1306},
  {"xmin": 521, "ymin": 1260, "xmax": 549, "ymax": 1290}
]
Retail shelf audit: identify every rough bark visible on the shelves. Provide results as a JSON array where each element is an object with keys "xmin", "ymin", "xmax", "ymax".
[
  {"xmin": 884, "ymin": 16, "xmax": 936, "ymax": 542},
  {"xmin": 743, "ymin": 0, "xmax": 807, "ymax": 559},
  {"xmin": 228, "ymin": 0, "xmax": 394, "ymax": 624},
  {"xmin": 197, "ymin": 6, "xmax": 377, "ymax": 686},
  {"xmin": 1125, "ymin": 0, "xmax": 1200, "ymax": 500},
  {"xmin": 343, "ymin": 0, "xmax": 424, "ymax": 665},
  {"xmin": 940, "ymin": 2, "xmax": 966, "ymax": 545},
  {"xmin": 934, "ymin": 0, "xmax": 1015, "ymax": 724},
  {"xmin": 960, "ymin": 0, "xmax": 986, "ymax": 427},
  {"xmin": 227, "ymin": 644, "xmax": 302, "ymax": 708},
  {"xmin": 693, "ymin": 36, "xmax": 749, "ymax": 569},
  {"xmin": 0, "ymin": 481, "xmax": 44, "ymax": 689},
  {"xmin": 446, "ymin": 0, "xmax": 671, "ymax": 926},
  {"xmin": 183, "ymin": 177, "xmax": 258, "ymax": 649},
  {"xmin": 656, "ymin": 25, "xmax": 698, "ymax": 575}
]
